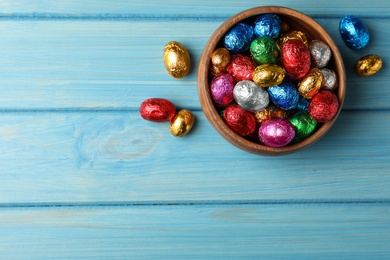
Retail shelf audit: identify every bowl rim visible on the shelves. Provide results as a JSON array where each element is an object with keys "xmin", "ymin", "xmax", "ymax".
[{"xmin": 197, "ymin": 6, "xmax": 346, "ymax": 156}]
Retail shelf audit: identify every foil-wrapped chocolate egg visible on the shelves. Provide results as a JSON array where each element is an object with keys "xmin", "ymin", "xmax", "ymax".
[
  {"xmin": 278, "ymin": 30, "xmax": 308, "ymax": 47},
  {"xmin": 252, "ymin": 64, "xmax": 285, "ymax": 87},
  {"xmin": 210, "ymin": 47, "xmax": 231, "ymax": 76},
  {"xmin": 309, "ymin": 40, "xmax": 332, "ymax": 68},
  {"xmin": 320, "ymin": 68, "xmax": 338, "ymax": 91},
  {"xmin": 170, "ymin": 109, "xmax": 195, "ymax": 137},
  {"xmin": 298, "ymin": 68, "xmax": 324, "ymax": 99},
  {"xmin": 281, "ymin": 39, "xmax": 311, "ymax": 80},
  {"xmin": 289, "ymin": 111, "xmax": 317, "ymax": 142},
  {"xmin": 140, "ymin": 98, "xmax": 176, "ymax": 122},
  {"xmin": 354, "ymin": 54, "xmax": 383, "ymax": 77},
  {"xmin": 339, "ymin": 15, "xmax": 370, "ymax": 50},
  {"xmin": 296, "ymin": 96, "xmax": 309, "ymax": 111},
  {"xmin": 258, "ymin": 118, "xmax": 295, "ymax": 147},
  {"xmin": 254, "ymin": 105, "xmax": 288, "ymax": 123},
  {"xmin": 250, "ymin": 37, "xmax": 279, "ymax": 64},
  {"xmin": 163, "ymin": 41, "xmax": 190, "ymax": 79},
  {"xmin": 253, "ymin": 14, "xmax": 281, "ymax": 39},
  {"xmin": 210, "ymin": 73, "xmax": 235, "ymax": 108},
  {"xmin": 223, "ymin": 104, "xmax": 257, "ymax": 137},
  {"xmin": 308, "ymin": 90, "xmax": 339, "ymax": 122},
  {"xmin": 233, "ymin": 80, "xmax": 270, "ymax": 112},
  {"xmin": 268, "ymin": 78, "xmax": 299, "ymax": 110},
  {"xmin": 223, "ymin": 23, "xmax": 254, "ymax": 54},
  {"xmin": 226, "ymin": 54, "xmax": 256, "ymax": 81}
]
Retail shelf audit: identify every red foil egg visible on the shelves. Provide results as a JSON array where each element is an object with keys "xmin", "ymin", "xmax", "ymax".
[
  {"xmin": 308, "ymin": 90, "xmax": 339, "ymax": 122},
  {"xmin": 140, "ymin": 98, "xmax": 176, "ymax": 122},
  {"xmin": 226, "ymin": 54, "xmax": 256, "ymax": 81},
  {"xmin": 281, "ymin": 39, "xmax": 311, "ymax": 80},
  {"xmin": 223, "ymin": 104, "xmax": 257, "ymax": 137}
]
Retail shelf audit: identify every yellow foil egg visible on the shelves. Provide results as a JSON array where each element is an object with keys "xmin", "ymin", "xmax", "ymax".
[
  {"xmin": 278, "ymin": 30, "xmax": 309, "ymax": 47},
  {"xmin": 163, "ymin": 41, "xmax": 191, "ymax": 78},
  {"xmin": 170, "ymin": 109, "xmax": 194, "ymax": 137},
  {"xmin": 354, "ymin": 54, "xmax": 383, "ymax": 76},
  {"xmin": 298, "ymin": 68, "xmax": 324, "ymax": 99},
  {"xmin": 252, "ymin": 64, "xmax": 285, "ymax": 87}
]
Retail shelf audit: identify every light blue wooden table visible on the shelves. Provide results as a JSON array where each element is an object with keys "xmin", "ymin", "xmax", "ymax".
[{"xmin": 0, "ymin": 0, "xmax": 389, "ymax": 258}]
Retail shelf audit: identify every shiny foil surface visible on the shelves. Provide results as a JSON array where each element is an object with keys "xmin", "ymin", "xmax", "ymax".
[
  {"xmin": 278, "ymin": 30, "xmax": 308, "ymax": 47},
  {"xmin": 252, "ymin": 64, "xmax": 285, "ymax": 87},
  {"xmin": 226, "ymin": 54, "xmax": 256, "ymax": 81},
  {"xmin": 354, "ymin": 54, "xmax": 383, "ymax": 76},
  {"xmin": 289, "ymin": 111, "xmax": 317, "ymax": 142},
  {"xmin": 223, "ymin": 104, "xmax": 257, "ymax": 136},
  {"xmin": 308, "ymin": 90, "xmax": 339, "ymax": 122},
  {"xmin": 320, "ymin": 68, "xmax": 338, "ymax": 91},
  {"xmin": 268, "ymin": 79, "xmax": 299, "ymax": 110},
  {"xmin": 163, "ymin": 41, "xmax": 191, "ymax": 78},
  {"xmin": 309, "ymin": 40, "xmax": 332, "ymax": 68},
  {"xmin": 223, "ymin": 22, "xmax": 254, "ymax": 54},
  {"xmin": 210, "ymin": 47, "xmax": 231, "ymax": 76},
  {"xmin": 233, "ymin": 80, "xmax": 270, "ymax": 112},
  {"xmin": 250, "ymin": 37, "xmax": 279, "ymax": 64},
  {"xmin": 210, "ymin": 73, "xmax": 236, "ymax": 107},
  {"xmin": 140, "ymin": 98, "xmax": 176, "ymax": 122},
  {"xmin": 339, "ymin": 15, "xmax": 370, "ymax": 50},
  {"xmin": 298, "ymin": 68, "xmax": 324, "ymax": 99},
  {"xmin": 281, "ymin": 39, "xmax": 311, "ymax": 79},
  {"xmin": 258, "ymin": 118, "xmax": 295, "ymax": 147},
  {"xmin": 296, "ymin": 96, "xmax": 309, "ymax": 111},
  {"xmin": 253, "ymin": 14, "xmax": 281, "ymax": 39},
  {"xmin": 254, "ymin": 105, "xmax": 288, "ymax": 123},
  {"xmin": 170, "ymin": 109, "xmax": 195, "ymax": 137}
]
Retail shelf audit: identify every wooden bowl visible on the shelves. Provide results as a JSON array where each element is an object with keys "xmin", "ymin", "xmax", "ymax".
[{"xmin": 198, "ymin": 6, "xmax": 346, "ymax": 155}]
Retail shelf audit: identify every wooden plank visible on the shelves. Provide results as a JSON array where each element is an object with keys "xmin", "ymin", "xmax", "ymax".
[
  {"xmin": 0, "ymin": 203, "xmax": 389, "ymax": 258},
  {"xmin": 0, "ymin": 18, "xmax": 388, "ymax": 110},
  {"xmin": 0, "ymin": 110, "xmax": 388, "ymax": 203},
  {"xmin": 0, "ymin": 0, "xmax": 388, "ymax": 17}
]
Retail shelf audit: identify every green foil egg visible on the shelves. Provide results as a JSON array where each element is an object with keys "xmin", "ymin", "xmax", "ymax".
[
  {"xmin": 289, "ymin": 111, "xmax": 317, "ymax": 142},
  {"xmin": 250, "ymin": 37, "xmax": 279, "ymax": 64}
]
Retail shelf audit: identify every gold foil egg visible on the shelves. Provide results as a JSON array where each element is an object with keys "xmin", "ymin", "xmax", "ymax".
[
  {"xmin": 252, "ymin": 64, "xmax": 285, "ymax": 87},
  {"xmin": 278, "ymin": 30, "xmax": 308, "ymax": 47},
  {"xmin": 163, "ymin": 41, "xmax": 191, "ymax": 78},
  {"xmin": 211, "ymin": 47, "xmax": 231, "ymax": 69},
  {"xmin": 354, "ymin": 54, "xmax": 383, "ymax": 76},
  {"xmin": 298, "ymin": 68, "xmax": 324, "ymax": 99},
  {"xmin": 254, "ymin": 105, "xmax": 288, "ymax": 123},
  {"xmin": 170, "ymin": 109, "xmax": 195, "ymax": 137}
]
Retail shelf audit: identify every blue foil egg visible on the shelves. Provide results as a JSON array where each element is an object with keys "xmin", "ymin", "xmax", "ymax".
[
  {"xmin": 223, "ymin": 23, "xmax": 254, "ymax": 54},
  {"xmin": 254, "ymin": 14, "xmax": 281, "ymax": 39},
  {"xmin": 296, "ymin": 96, "xmax": 309, "ymax": 111},
  {"xmin": 268, "ymin": 79, "xmax": 299, "ymax": 110},
  {"xmin": 339, "ymin": 15, "xmax": 370, "ymax": 50}
]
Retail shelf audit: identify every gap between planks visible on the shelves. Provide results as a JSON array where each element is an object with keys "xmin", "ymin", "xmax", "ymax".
[{"xmin": 1, "ymin": 199, "xmax": 390, "ymax": 209}]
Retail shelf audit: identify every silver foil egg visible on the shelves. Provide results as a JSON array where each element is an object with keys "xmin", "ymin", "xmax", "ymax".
[
  {"xmin": 320, "ymin": 68, "xmax": 338, "ymax": 92},
  {"xmin": 233, "ymin": 80, "xmax": 269, "ymax": 112},
  {"xmin": 309, "ymin": 40, "xmax": 331, "ymax": 68}
]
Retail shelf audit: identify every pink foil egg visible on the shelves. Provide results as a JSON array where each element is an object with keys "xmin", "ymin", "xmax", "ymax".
[
  {"xmin": 258, "ymin": 118, "xmax": 295, "ymax": 147},
  {"xmin": 210, "ymin": 73, "xmax": 236, "ymax": 107}
]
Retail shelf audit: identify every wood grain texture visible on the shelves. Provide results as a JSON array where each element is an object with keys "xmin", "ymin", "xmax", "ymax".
[
  {"xmin": 0, "ymin": 204, "xmax": 389, "ymax": 258},
  {"xmin": 0, "ymin": 111, "xmax": 389, "ymax": 203},
  {"xmin": 0, "ymin": 19, "xmax": 387, "ymax": 110},
  {"xmin": 0, "ymin": 0, "xmax": 389, "ymax": 258}
]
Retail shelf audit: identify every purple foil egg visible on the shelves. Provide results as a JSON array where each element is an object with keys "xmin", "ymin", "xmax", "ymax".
[
  {"xmin": 258, "ymin": 118, "xmax": 295, "ymax": 147},
  {"xmin": 210, "ymin": 73, "xmax": 235, "ymax": 107}
]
